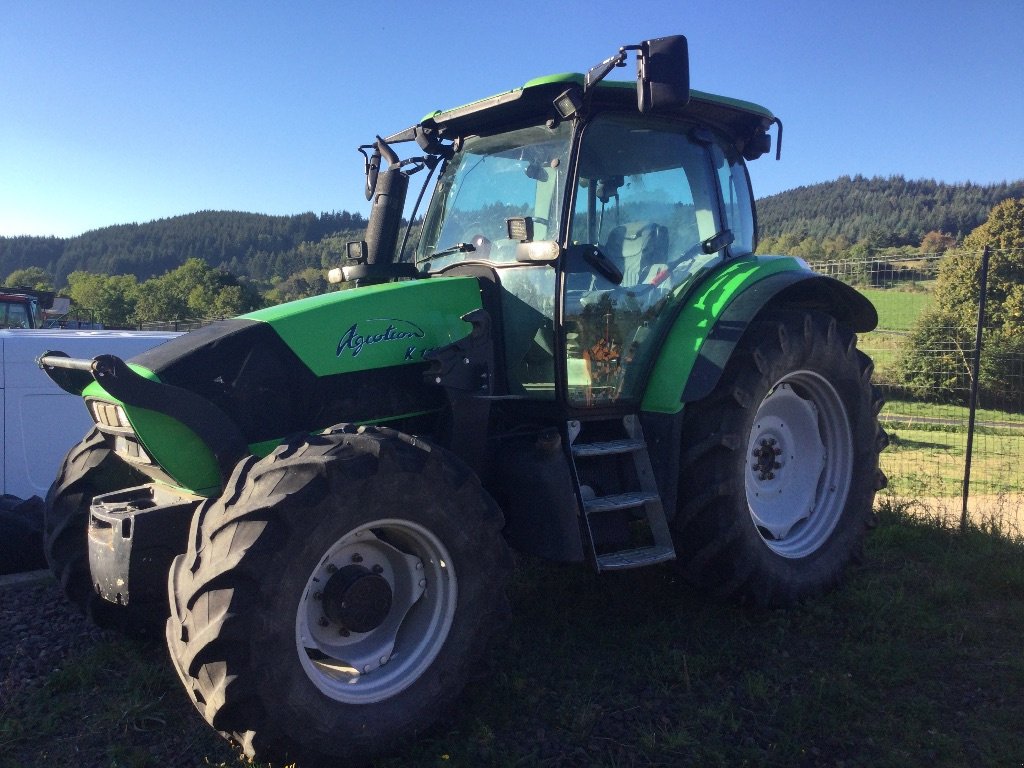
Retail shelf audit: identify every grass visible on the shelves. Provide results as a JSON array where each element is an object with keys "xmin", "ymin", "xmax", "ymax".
[
  {"xmin": 882, "ymin": 396, "xmax": 1024, "ymax": 425},
  {"xmin": 0, "ymin": 634, "xmax": 237, "ymax": 768},
  {"xmin": 858, "ymin": 282, "xmax": 934, "ymax": 379},
  {"xmin": 3, "ymin": 504, "xmax": 1023, "ymax": 768},
  {"xmin": 861, "ymin": 286, "xmax": 934, "ymax": 332},
  {"xmin": 877, "ymin": 397, "xmax": 1024, "ymax": 500},
  {"xmin": 882, "ymin": 429, "xmax": 1024, "ymax": 496}
]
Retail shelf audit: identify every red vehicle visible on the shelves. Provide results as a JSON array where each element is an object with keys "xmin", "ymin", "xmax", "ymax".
[{"xmin": 0, "ymin": 286, "xmax": 54, "ymax": 329}]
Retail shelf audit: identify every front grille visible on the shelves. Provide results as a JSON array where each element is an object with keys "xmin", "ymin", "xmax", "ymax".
[{"xmin": 113, "ymin": 434, "xmax": 151, "ymax": 464}]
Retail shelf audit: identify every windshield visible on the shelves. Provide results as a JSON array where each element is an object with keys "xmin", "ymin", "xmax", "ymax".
[{"xmin": 415, "ymin": 121, "xmax": 572, "ymax": 271}]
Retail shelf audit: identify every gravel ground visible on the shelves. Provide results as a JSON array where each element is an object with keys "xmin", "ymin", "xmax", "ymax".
[
  {"xmin": 0, "ymin": 573, "xmax": 104, "ymax": 696},
  {"xmin": 0, "ymin": 572, "xmax": 240, "ymax": 768}
]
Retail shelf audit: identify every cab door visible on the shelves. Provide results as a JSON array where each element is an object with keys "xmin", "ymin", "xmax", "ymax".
[{"xmin": 561, "ymin": 113, "xmax": 725, "ymax": 407}]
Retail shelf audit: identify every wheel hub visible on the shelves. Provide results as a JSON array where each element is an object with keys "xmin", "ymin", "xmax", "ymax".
[
  {"xmin": 751, "ymin": 437, "xmax": 782, "ymax": 481},
  {"xmin": 297, "ymin": 522, "xmax": 456, "ymax": 704},
  {"xmin": 745, "ymin": 383, "xmax": 826, "ymax": 541},
  {"xmin": 322, "ymin": 565, "xmax": 393, "ymax": 633}
]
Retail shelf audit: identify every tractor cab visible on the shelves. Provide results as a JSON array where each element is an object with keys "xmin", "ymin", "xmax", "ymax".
[
  {"xmin": 345, "ymin": 36, "xmax": 775, "ymax": 414},
  {"xmin": 412, "ymin": 107, "xmax": 758, "ymax": 408}
]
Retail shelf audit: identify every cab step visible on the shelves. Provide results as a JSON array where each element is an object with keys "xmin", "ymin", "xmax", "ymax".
[
  {"xmin": 569, "ymin": 415, "xmax": 676, "ymax": 572},
  {"xmin": 597, "ymin": 545, "xmax": 676, "ymax": 571}
]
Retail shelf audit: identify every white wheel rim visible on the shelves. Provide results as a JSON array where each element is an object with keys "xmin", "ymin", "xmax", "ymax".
[
  {"xmin": 745, "ymin": 372, "xmax": 853, "ymax": 558},
  {"xmin": 295, "ymin": 518, "xmax": 457, "ymax": 703}
]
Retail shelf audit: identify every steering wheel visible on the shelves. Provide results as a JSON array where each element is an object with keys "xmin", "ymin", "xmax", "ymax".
[{"xmin": 637, "ymin": 242, "xmax": 705, "ymax": 292}]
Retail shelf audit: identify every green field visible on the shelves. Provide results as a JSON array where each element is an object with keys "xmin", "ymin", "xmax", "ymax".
[
  {"xmin": 855, "ymin": 284, "xmax": 935, "ymax": 380},
  {"xmin": 882, "ymin": 426, "xmax": 1024, "ymax": 497},
  {"xmin": 860, "ymin": 286, "xmax": 934, "ymax": 332}
]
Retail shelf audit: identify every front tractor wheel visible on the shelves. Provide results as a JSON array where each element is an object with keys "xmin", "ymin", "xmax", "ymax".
[
  {"xmin": 166, "ymin": 426, "xmax": 512, "ymax": 766},
  {"xmin": 675, "ymin": 312, "xmax": 886, "ymax": 606},
  {"xmin": 44, "ymin": 427, "xmax": 154, "ymax": 633}
]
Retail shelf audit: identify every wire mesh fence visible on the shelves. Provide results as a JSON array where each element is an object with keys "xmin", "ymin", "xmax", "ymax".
[{"xmin": 820, "ymin": 250, "xmax": 1024, "ymax": 534}]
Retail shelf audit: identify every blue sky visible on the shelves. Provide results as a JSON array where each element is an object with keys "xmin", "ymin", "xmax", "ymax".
[{"xmin": 2, "ymin": 0, "xmax": 1021, "ymax": 238}]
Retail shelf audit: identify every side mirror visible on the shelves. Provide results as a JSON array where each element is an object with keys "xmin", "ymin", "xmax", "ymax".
[
  {"xmin": 362, "ymin": 145, "xmax": 381, "ymax": 201},
  {"xmin": 637, "ymin": 35, "xmax": 690, "ymax": 113}
]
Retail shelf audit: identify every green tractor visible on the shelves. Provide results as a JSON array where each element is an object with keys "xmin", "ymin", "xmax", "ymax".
[{"xmin": 40, "ymin": 35, "xmax": 886, "ymax": 766}]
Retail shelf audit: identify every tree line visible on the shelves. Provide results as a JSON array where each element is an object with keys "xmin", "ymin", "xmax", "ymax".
[
  {"xmin": 895, "ymin": 197, "xmax": 1024, "ymax": 408},
  {"xmin": 0, "ymin": 210, "xmax": 367, "ymax": 286},
  {"xmin": 2, "ymin": 176, "xmax": 1022, "ymax": 334},
  {"xmin": 756, "ymin": 175, "xmax": 1024, "ymax": 257}
]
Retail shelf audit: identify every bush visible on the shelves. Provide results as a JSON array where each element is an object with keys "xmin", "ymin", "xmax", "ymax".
[{"xmin": 896, "ymin": 308, "xmax": 1024, "ymax": 409}]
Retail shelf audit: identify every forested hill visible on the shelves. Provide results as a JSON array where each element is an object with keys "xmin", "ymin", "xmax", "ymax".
[
  {"xmin": 0, "ymin": 210, "xmax": 366, "ymax": 285},
  {"xmin": 757, "ymin": 175, "xmax": 1024, "ymax": 247},
  {"xmin": 4, "ymin": 176, "xmax": 1023, "ymax": 289}
]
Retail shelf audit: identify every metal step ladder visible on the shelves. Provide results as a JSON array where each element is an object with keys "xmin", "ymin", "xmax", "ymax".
[{"xmin": 568, "ymin": 415, "xmax": 676, "ymax": 572}]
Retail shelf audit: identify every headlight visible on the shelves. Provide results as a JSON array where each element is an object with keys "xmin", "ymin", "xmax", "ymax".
[{"xmin": 89, "ymin": 400, "xmax": 132, "ymax": 431}]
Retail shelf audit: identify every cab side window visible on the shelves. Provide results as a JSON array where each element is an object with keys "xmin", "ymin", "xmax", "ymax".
[{"xmin": 711, "ymin": 141, "xmax": 756, "ymax": 257}]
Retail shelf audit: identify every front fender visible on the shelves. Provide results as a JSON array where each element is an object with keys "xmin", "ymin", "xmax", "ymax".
[
  {"xmin": 40, "ymin": 352, "xmax": 244, "ymax": 495},
  {"xmin": 640, "ymin": 257, "xmax": 877, "ymax": 414}
]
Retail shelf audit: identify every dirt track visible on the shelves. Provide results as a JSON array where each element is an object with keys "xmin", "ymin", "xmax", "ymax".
[{"xmin": 889, "ymin": 492, "xmax": 1024, "ymax": 535}]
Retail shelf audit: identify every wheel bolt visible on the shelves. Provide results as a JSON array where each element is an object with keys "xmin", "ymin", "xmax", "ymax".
[
  {"xmin": 752, "ymin": 448, "xmax": 762, "ymax": 457},
  {"xmin": 372, "ymin": 564, "xmax": 384, "ymax": 574},
  {"xmin": 419, "ymin": 579, "xmax": 427, "ymax": 588},
  {"xmin": 313, "ymin": 591, "xmax": 323, "ymax": 601},
  {"xmin": 318, "ymin": 616, "xmax": 329, "ymax": 627},
  {"xmin": 326, "ymin": 563, "xmax": 337, "ymax": 574},
  {"xmin": 351, "ymin": 553, "xmax": 363, "ymax": 563},
  {"xmin": 339, "ymin": 628, "xmax": 350, "ymax": 637}
]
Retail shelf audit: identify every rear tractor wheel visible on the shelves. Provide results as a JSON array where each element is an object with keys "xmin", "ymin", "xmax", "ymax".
[{"xmin": 675, "ymin": 312, "xmax": 887, "ymax": 606}]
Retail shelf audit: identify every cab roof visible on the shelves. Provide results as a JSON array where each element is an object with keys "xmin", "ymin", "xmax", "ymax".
[{"xmin": 391, "ymin": 73, "xmax": 776, "ymax": 156}]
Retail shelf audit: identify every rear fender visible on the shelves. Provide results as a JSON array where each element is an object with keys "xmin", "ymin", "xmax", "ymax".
[{"xmin": 641, "ymin": 258, "xmax": 877, "ymax": 414}]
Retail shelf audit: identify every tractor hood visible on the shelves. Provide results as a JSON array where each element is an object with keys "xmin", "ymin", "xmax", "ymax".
[{"xmin": 42, "ymin": 276, "xmax": 482, "ymax": 495}]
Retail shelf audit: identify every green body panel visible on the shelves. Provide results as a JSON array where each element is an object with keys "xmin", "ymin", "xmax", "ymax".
[
  {"xmin": 77, "ymin": 277, "xmax": 483, "ymax": 496},
  {"xmin": 83, "ymin": 367, "xmax": 221, "ymax": 495},
  {"xmin": 125, "ymin": 407, "xmax": 221, "ymax": 494},
  {"xmin": 641, "ymin": 256, "xmax": 805, "ymax": 414},
  {"xmin": 242, "ymin": 276, "xmax": 481, "ymax": 376}
]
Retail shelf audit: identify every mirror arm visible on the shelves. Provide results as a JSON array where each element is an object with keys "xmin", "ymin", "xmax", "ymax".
[
  {"xmin": 359, "ymin": 144, "xmax": 382, "ymax": 201},
  {"xmin": 584, "ymin": 46, "xmax": 635, "ymax": 92}
]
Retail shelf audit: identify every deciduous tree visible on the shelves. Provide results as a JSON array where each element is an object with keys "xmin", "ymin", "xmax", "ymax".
[
  {"xmin": 4, "ymin": 266, "xmax": 53, "ymax": 290},
  {"xmin": 898, "ymin": 198, "xmax": 1024, "ymax": 405}
]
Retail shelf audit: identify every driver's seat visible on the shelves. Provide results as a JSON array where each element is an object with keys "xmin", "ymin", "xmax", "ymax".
[{"xmin": 603, "ymin": 222, "xmax": 669, "ymax": 286}]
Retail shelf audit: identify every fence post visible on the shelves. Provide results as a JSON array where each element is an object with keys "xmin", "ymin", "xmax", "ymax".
[{"xmin": 961, "ymin": 245, "xmax": 990, "ymax": 533}]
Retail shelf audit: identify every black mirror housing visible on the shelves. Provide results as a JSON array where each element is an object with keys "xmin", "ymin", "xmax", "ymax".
[{"xmin": 637, "ymin": 35, "xmax": 690, "ymax": 113}]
